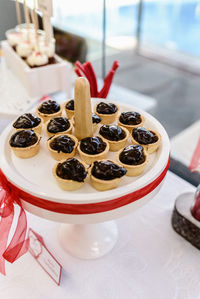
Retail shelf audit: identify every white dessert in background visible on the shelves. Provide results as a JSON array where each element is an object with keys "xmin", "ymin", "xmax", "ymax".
[
  {"xmin": 27, "ymin": 51, "xmax": 48, "ymax": 67},
  {"xmin": 6, "ymin": 30, "xmax": 23, "ymax": 48},
  {"xmin": 40, "ymin": 38, "xmax": 56, "ymax": 63},
  {"xmin": 16, "ymin": 41, "xmax": 33, "ymax": 58}
]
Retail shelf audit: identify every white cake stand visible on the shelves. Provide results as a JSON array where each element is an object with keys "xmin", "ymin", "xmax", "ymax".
[{"xmin": 0, "ymin": 99, "xmax": 170, "ymax": 259}]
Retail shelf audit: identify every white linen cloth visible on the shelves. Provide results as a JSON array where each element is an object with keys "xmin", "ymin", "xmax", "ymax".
[{"xmin": 0, "ymin": 171, "xmax": 199, "ymax": 299}]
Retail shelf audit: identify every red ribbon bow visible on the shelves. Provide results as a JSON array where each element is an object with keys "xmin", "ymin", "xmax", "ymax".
[
  {"xmin": 0, "ymin": 169, "xmax": 29, "ymax": 275},
  {"xmin": 74, "ymin": 60, "xmax": 119, "ymax": 98}
]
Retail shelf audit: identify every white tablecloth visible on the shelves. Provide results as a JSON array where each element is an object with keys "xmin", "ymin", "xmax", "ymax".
[{"xmin": 0, "ymin": 171, "xmax": 199, "ymax": 299}]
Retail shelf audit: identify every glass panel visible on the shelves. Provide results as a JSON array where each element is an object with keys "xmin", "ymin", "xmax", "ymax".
[{"xmin": 142, "ymin": 0, "xmax": 200, "ymax": 57}]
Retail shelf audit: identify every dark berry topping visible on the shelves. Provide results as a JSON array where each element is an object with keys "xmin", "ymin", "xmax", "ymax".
[
  {"xmin": 80, "ymin": 137, "xmax": 106, "ymax": 155},
  {"xmin": 119, "ymin": 145, "xmax": 146, "ymax": 165},
  {"xmin": 99, "ymin": 125, "xmax": 126, "ymax": 141},
  {"xmin": 65, "ymin": 99, "xmax": 74, "ymax": 111},
  {"xmin": 91, "ymin": 160, "xmax": 126, "ymax": 180},
  {"xmin": 96, "ymin": 102, "xmax": 117, "ymax": 114},
  {"xmin": 50, "ymin": 135, "xmax": 75, "ymax": 153},
  {"xmin": 56, "ymin": 158, "xmax": 87, "ymax": 182},
  {"xmin": 132, "ymin": 127, "xmax": 158, "ymax": 145},
  {"xmin": 47, "ymin": 117, "xmax": 70, "ymax": 133},
  {"xmin": 38, "ymin": 100, "xmax": 60, "ymax": 114},
  {"xmin": 10, "ymin": 130, "xmax": 38, "ymax": 148},
  {"xmin": 119, "ymin": 111, "xmax": 142, "ymax": 125},
  {"xmin": 13, "ymin": 113, "xmax": 41, "ymax": 129}
]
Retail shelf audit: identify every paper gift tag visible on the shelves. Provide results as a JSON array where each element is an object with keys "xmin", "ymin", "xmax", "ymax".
[
  {"xmin": 38, "ymin": 0, "xmax": 53, "ymax": 16},
  {"xmin": 28, "ymin": 229, "xmax": 62, "ymax": 285}
]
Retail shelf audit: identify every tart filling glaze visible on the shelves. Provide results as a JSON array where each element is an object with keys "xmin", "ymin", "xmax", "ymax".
[
  {"xmin": 119, "ymin": 145, "xmax": 146, "ymax": 165},
  {"xmin": 92, "ymin": 113, "xmax": 102, "ymax": 124},
  {"xmin": 47, "ymin": 117, "xmax": 70, "ymax": 133},
  {"xmin": 65, "ymin": 99, "xmax": 74, "ymax": 111},
  {"xmin": 119, "ymin": 112, "xmax": 142, "ymax": 125},
  {"xmin": 13, "ymin": 113, "xmax": 41, "ymax": 129},
  {"xmin": 50, "ymin": 135, "xmax": 75, "ymax": 153},
  {"xmin": 38, "ymin": 100, "xmax": 60, "ymax": 114},
  {"xmin": 56, "ymin": 158, "xmax": 87, "ymax": 182},
  {"xmin": 99, "ymin": 125, "xmax": 126, "ymax": 141},
  {"xmin": 96, "ymin": 102, "xmax": 117, "ymax": 114},
  {"xmin": 9, "ymin": 130, "xmax": 38, "ymax": 147},
  {"xmin": 80, "ymin": 137, "xmax": 106, "ymax": 155},
  {"xmin": 91, "ymin": 160, "xmax": 127, "ymax": 180},
  {"xmin": 132, "ymin": 127, "xmax": 158, "ymax": 145}
]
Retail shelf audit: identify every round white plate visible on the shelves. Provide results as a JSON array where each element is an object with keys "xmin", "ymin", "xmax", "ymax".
[{"xmin": 0, "ymin": 99, "xmax": 170, "ymax": 205}]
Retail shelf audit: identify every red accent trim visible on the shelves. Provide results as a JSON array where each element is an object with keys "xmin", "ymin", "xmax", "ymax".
[
  {"xmin": 2, "ymin": 156, "xmax": 170, "ymax": 215},
  {"xmin": 189, "ymin": 137, "xmax": 200, "ymax": 172}
]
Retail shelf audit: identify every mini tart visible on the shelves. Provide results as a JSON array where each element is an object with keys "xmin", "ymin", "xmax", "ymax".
[
  {"xmin": 9, "ymin": 129, "xmax": 40, "ymax": 158},
  {"xmin": 47, "ymin": 134, "xmax": 78, "ymax": 160},
  {"xmin": 90, "ymin": 160, "xmax": 127, "ymax": 191},
  {"xmin": 116, "ymin": 145, "xmax": 149, "ymax": 176},
  {"xmin": 36, "ymin": 99, "xmax": 62, "ymax": 123},
  {"xmin": 77, "ymin": 136, "xmax": 109, "ymax": 164},
  {"xmin": 94, "ymin": 102, "xmax": 119, "ymax": 124},
  {"xmin": 118, "ymin": 111, "xmax": 145, "ymax": 133},
  {"xmin": 131, "ymin": 127, "xmax": 161, "ymax": 154},
  {"xmin": 46, "ymin": 117, "xmax": 73, "ymax": 137},
  {"xmin": 64, "ymin": 99, "xmax": 74, "ymax": 119},
  {"xmin": 53, "ymin": 158, "xmax": 88, "ymax": 191},
  {"xmin": 12, "ymin": 113, "xmax": 42, "ymax": 134},
  {"xmin": 99, "ymin": 125, "xmax": 129, "ymax": 152}
]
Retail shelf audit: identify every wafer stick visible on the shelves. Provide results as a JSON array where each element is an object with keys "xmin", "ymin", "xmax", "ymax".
[
  {"xmin": 15, "ymin": 0, "xmax": 21, "ymax": 25},
  {"xmin": 74, "ymin": 77, "xmax": 93, "ymax": 140},
  {"xmin": 23, "ymin": 0, "xmax": 31, "ymax": 41}
]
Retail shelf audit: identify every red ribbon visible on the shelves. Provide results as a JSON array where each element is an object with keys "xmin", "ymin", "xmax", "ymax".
[
  {"xmin": 74, "ymin": 60, "xmax": 119, "ymax": 98},
  {"xmin": 0, "ymin": 170, "xmax": 29, "ymax": 275},
  {"xmin": 0, "ymin": 156, "xmax": 169, "ymax": 274},
  {"xmin": 0, "ymin": 157, "xmax": 169, "ymax": 217},
  {"xmin": 189, "ymin": 136, "xmax": 200, "ymax": 172}
]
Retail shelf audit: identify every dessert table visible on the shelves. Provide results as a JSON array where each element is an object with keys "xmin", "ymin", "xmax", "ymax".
[{"xmin": 0, "ymin": 171, "xmax": 199, "ymax": 299}]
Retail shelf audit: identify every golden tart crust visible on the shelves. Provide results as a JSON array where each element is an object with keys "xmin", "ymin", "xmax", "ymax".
[
  {"xmin": 10, "ymin": 131, "xmax": 40, "ymax": 159},
  {"xmin": 116, "ymin": 146, "xmax": 149, "ymax": 176},
  {"xmin": 118, "ymin": 114, "xmax": 145, "ymax": 133},
  {"xmin": 36, "ymin": 103, "xmax": 62, "ymax": 123},
  {"xmin": 47, "ymin": 134, "xmax": 78, "ymax": 161},
  {"xmin": 99, "ymin": 126, "xmax": 129, "ymax": 152},
  {"xmin": 77, "ymin": 138, "xmax": 109, "ymax": 165},
  {"xmin": 52, "ymin": 158, "xmax": 88, "ymax": 191},
  {"xmin": 45, "ymin": 118, "xmax": 73, "ymax": 137},
  {"xmin": 64, "ymin": 100, "xmax": 74, "ymax": 119},
  {"xmin": 89, "ymin": 160, "xmax": 126, "ymax": 191},
  {"xmin": 131, "ymin": 128, "xmax": 161, "ymax": 154},
  {"xmin": 94, "ymin": 103, "xmax": 119, "ymax": 125}
]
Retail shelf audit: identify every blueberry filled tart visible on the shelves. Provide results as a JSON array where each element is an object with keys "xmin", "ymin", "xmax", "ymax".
[
  {"xmin": 53, "ymin": 158, "xmax": 88, "ymax": 190},
  {"xmin": 78, "ymin": 136, "xmax": 109, "ymax": 164},
  {"xmin": 13, "ymin": 113, "xmax": 42, "ymax": 134},
  {"xmin": 90, "ymin": 160, "xmax": 127, "ymax": 191},
  {"xmin": 118, "ymin": 111, "xmax": 145, "ymax": 132},
  {"xmin": 99, "ymin": 124, "xmax": 129, "ymax": 151},
  {"xmin": 64, "ymin": 99, "xmax": 74, "ymax": 119},
  {"xmin": 47, "ymin": 134, "xmax": 78, "ymax": 160},
  {"xmin": 9, "ymin": 129, "xmax": 40, "ymax": 158},
  {"xmin": 36, "ymin": 99, "xmax": 62, "ymax": 122},
  {"xmin": 116, "ymin": 145, "xmax": 148, "ymax": 176},
  {"xmin": 46, "ymin": 116, "xmax": 72, "ymax": 137},
  {"xmin": 95, "ymin": 102, "xmax": 119, "ymax": 124},
  {"xmin": 131, "ymin": 127, "xmax": 161, "ymax": 154}
]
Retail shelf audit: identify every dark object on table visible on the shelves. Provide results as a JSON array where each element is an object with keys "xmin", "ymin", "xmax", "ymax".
[
  {"xmin": 170, "ymin": 157, "xmax": 200, "ymax": 187},
  {"xmin": 54, "ymin": 28, "xmax": 87, "ymax": 63},
  {"xmin": 172, "ymin": 193, "xmax": 200, "ymax": 250}
]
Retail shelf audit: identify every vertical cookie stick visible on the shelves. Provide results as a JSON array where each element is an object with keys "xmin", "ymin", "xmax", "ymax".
[{"xmin": 74, "ymin": 77, "xmax": 93, "ymax": 140}]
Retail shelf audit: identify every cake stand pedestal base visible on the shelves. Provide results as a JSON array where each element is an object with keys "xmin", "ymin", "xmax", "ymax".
[{"xmin": 58, "ymin": 221, "xmax": 118, "ymax": 259}]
